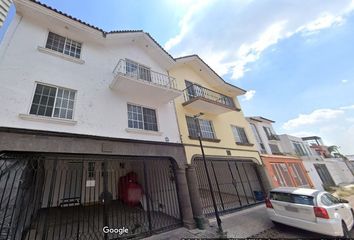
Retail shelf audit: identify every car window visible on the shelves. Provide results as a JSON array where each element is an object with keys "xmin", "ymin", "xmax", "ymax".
[
  {"xmin": 270, "ymin": 192, "xmax": 292, "ymax": 203},
  {"xmin": 270, "ymin": 192, "xmax": 314, "ymax": 205},
  {"xmin": 292, "ymin": 195, "xmax": 314, "ymax": 206},
  {"xmin": 321, "ymin": 193, "xmax": 340, "ymax": 206}
]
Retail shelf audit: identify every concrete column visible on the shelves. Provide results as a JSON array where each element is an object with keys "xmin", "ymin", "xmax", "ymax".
[
  {"xmin": 186, "ymin": 164, "xmax": 204, "ymax": 217},
  {"xmin": 175, "ymin": 167, "xmax": 196, "ymax": 229}
]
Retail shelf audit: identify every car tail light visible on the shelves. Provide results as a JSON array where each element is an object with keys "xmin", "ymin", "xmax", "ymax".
[
  {"xmin": 265, "ymin": 197, "xmax": 273, "ymax": 209},
  {"xmin": 314, "ymin": 207, "xmax": 329, "ymax": 219}
]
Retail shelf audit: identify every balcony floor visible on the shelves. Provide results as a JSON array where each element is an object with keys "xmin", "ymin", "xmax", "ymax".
[
  {"xmin": 183, "ymin": 97, "xmax": 238, "ymax": 114},
  {"xmin": 110, "ymin": 74, "xmax": 182, "ymax": 103}
]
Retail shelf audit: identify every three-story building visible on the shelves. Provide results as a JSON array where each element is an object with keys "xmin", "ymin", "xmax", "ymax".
[
  {"xmin": 170, "ymin": 55, "xmax": 266, "ymax": 219},
  {"xmin": 247, "ymin": 117, "xmax": 313, "ymax": 189},
  {"xmin": 0, "ymin": 0, "xmax": 195, "ymax": 239}
]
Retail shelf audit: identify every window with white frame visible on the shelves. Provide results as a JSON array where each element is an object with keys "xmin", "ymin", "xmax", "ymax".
[
  {"xmin": 292, "ymin": 141, "xmax": 307, "ymax": 156},
  {"xmin": 186, "ymin": 116, "xmax": 216, "ymax": 139},
  {"xmin": 127, "ymin": 104, "xmax": 158, "ymax": 131},
  {"xmin": 231, "ymin": 126, "xmax": 249, "ymax": 144},
  {"xmin": 45, "ymin": 32, "xmax": 82, "ymax": 59},
  {"xmin": 29, "ymin": 83, "xmax": 76, "ymax": 120},
  {"xmin": 125, "ymin": 59, "xmax": 151, "ymax": 81}
]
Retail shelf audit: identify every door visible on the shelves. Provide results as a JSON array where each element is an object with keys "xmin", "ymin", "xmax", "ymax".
[
  {"xmin": 314, "ymin": 164, "xmax": 336, "ymax": 187},
  {"xmin": 62, "ymin": 161, "xmax": 83, "ymax": 204}
]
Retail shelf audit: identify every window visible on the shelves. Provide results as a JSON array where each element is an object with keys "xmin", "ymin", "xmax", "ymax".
[
  {"xmin": 186, "ymin": 116, "xmax": 216, "ymax": 139},
  {"xmin": 269, "ymin": 144, "xmax": 281, "ymax": 154},
  {"xmin": 125, "ymin": 60, "xmax": 151, "ymax": 81},
  {"xmin": 45, "ymin": 32, "xmax": 82, "ymax": 59},
  {"xmin": 292, "ymin": 141, "xmax": 307, "ymax": 156},
  {"xmin": 88, "ymin": 162, "xmax": 95, "ymax": 179},
  {"xmin": 29, "ymin": 83, "xmax": 76, "ymax": 119},
  {"xmin": 321, "ymin": 193, "xmax": 340, "ymax": 206},
  {"xmin": 231, "ymin": 126, "xmax": 249, "ymax": 144},
  {"xmin": 127, "ymin": 104, "xmax": 158, "ymax": 131},
  {"xmin": 263, "ymin": 126, "xmax": 273, "ymax": 139},
  {"xmin": 292, "ymin": 195, "xmax": 314, "ymax": 206},
  {"xmin": 270, "ymin": 192, "xmax": 314, "ymax": 206}
]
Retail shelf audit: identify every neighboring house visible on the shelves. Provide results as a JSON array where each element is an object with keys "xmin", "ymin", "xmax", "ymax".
[
  {"xmin": 0, "ymin": 0, "xmax": 12, "ymax": 27},
  {"xmin": 247, "ymin": 117, "xmax": 313, "ymax": 190},
  {"xmin": 169, "ymin": 55, "xmax": 266, "ymax": 218},
  {"xmin": 302, "ymin": 136, "xmax": 331, "ymax": 158},
  {"xmin": 302, "ymin": 136, "xmax": 354, "ymax": 185},
  {"xmin": 0, "ymin": 0, "xmax": 195, "ymax": 239},
  {"xmin": 279, "ymin": 134, "xmax": 354, "ymax": 190}
]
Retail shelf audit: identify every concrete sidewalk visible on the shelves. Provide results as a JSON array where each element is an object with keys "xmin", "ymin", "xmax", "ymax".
[{"xmin": 146, "ymin": 204, "xmax": 272, "ymax": 239}]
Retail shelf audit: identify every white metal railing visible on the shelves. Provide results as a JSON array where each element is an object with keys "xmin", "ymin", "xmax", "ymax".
[{"xmin": 113, "ymin": 59, "xmax": 177, "ymax": 90}]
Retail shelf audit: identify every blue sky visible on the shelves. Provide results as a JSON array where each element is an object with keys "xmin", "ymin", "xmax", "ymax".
[{"xmin": 1, "ymin": 0, "xmax": 354, "ymax": 154}]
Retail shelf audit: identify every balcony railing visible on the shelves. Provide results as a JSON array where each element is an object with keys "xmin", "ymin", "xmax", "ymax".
[
  {"xmin": 183, "ymin": 84, "xmax": 235, "ymax": 108},
  {"xmin": 267, "ymin": 134, "xmax": 280, "ymax": 141},
  {"xmin": 113, "ymin": 59, "xmax": 177, "ymax": 90}
]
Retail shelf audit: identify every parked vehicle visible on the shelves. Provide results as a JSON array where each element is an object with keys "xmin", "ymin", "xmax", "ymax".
[{"xmin": 265, "ymin": 187, "xmax": 354, "ymax": 237}]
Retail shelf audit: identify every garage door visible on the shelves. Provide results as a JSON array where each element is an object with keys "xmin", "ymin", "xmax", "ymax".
[
  {"xmin": 0, "ymin": 153, "xmax": 182, "ymax": 240},
  {"xmin": 194, "ymin": 158, "xmax": 265, "ymax": 216}
]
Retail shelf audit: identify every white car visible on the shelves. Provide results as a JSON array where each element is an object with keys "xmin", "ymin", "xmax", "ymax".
[{"xmin": 265, "ymin": 187, "xmax": 354, "ymax": 237}]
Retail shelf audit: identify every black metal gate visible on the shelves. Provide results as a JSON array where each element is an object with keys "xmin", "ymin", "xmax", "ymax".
[
  {"xmin": 314, "ymin": 164, "xmax": 336, "ymax": 187},
  {"xmin": 0, "ymin": 153, "xmax": 182, "ymax": 240},
  {"xmin": 194, "ymin": 158, "xmax": 264, "ymax": 216}
]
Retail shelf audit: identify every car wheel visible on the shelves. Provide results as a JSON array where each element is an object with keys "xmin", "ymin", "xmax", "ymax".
[{"xmin": 342, "ymin": 221, "xmax": 350, "ymax": 238}]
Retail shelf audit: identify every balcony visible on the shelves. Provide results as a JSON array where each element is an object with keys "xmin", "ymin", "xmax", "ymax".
[
  {"xmin": 110, "ymin": 59, "xmax": 182, "ymax": 102},
  {"xmin": 267, "ymin": 134, "xmax": 280, "ymax": 141},
  {"xmin": 182, "ymin": 84, "xmax": 239, "ymax": 114}
]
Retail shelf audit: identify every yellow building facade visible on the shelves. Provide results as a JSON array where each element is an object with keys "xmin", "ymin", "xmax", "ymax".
[
  {"xmin": 170, "ymin": 55, "xmax": 261, "ymax": 165},
  {"xmin": 169, "ymin": 55, "xmax": 266, "ymax": 220}
]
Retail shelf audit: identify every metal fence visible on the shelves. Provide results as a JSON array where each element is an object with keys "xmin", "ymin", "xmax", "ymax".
[
  {"xmin": 113, "ymin": 59, "xmax": 178, "ymax": 90},
  {"xmin": 183, "ymin": 84, "xmax": 235, "ymax": 108},
  {"xmin": 0, "ymin": 153, "xmax": 182, "ymax": 240},
  {"xmin": 194, "ymin": 158, "xmax": 264, "ymax": 216}
]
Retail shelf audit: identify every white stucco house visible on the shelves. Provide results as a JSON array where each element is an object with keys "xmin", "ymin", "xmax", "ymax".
[
  {"xmin": 0, "ymin": 0, "xmax": 195, "ymax": 239},
  {"xmin": 278, "ymin": 134, "xmax": 354, "ymax": 190}
]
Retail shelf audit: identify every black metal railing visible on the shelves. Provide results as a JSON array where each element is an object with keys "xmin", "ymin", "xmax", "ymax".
[
  {"xmin": 267, "ymin": 134, "xmax": 280, "ymax": 141},
  {"xmin": 183, "ymin": 84, "xmax": 235, "ymax": 109},
  {"xmin": 0, "ymin": 153, "xmax": 182, "ymax": 240},
  {"xmin": 113, "ymin": 59, "xmax": 178, "ymax": 90},
  {"xmin": 194, "ymin": 159, "xmax": 265, "ymax": 216}
]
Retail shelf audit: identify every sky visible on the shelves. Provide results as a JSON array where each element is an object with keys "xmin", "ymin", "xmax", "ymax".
[{"xmin": 1, "ymin": 0, "xmax": 354, "ymax": 154}]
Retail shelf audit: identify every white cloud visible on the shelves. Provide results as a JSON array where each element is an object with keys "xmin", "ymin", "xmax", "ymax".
[
  {"xmin": 282, "ymin": 108, "xmax": 344, "ymax": 130},
  {"xmin": 165, "ymin": 0, "xmax": 354, "ymax": 80},
  {"xmin": 242, "ymin": 90, "xmax": 256, "ymax": 101},
  {"xmin": 342, "ymin": 79, "xmax": 349, "ymax": 83},
  {"xmin": 281, "ymin": 105, "xmax": 354, "ymax": 154},
  {"xmin": 340, "ymin": 105, "xmax": 354, "ymax": 110},
  {"xmin": 296, "ymin": 13, "xmax": 345, "ymax": 34},
  {"xmin": 164, "ymin": 0, "xmax": 214, "ymax": 51}
]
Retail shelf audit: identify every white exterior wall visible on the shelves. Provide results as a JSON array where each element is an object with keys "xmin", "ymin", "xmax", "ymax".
[
  {"xmin": 278, "ymin": 134, "xmax": 313, "ymax": 157},
  {"xmin": 0, "ymin": 13, "xmax": 180, "ymax": 143},
  {"xmin": 323, "ymin": 158, "xmax": 354, "ymax": 185},
  {"xmin": 247, "ymin": 119, "xmax": 282, "ymax": 155},
  {"xmin": 302, "ymin": 161, "xmax": 324, "ymax": 190}
]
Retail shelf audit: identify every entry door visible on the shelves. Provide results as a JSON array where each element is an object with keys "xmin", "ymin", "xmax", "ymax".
[
  {"xmin": 314, "ymin": 164, "xmax": 335, "ymax": 187},
  {"xmin": 63, "ymin": 162, "xmax": 83, "ymax": 201}
]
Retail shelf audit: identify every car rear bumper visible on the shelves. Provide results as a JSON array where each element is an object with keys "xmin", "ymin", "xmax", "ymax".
[{"xmin": 267, "ymin": 209, "xmax": 343, "ymax": 236}]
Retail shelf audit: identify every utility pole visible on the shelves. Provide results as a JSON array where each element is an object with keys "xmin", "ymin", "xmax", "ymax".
[{"xmin": 193, "ymin": 113, "xmax": 223, "ymax": 235}]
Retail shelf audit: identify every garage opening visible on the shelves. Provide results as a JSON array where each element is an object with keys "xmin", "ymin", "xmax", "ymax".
[
  {"xmin": 194, "ymin": 158, "xmax": 265, "ymax": 216},
  {"xmin": 0, "ymin": 153, "xmax": 182, "ymax": 239}
]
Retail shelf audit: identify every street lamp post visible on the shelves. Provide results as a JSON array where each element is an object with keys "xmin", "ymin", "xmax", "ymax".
[{"xmin": 193, "ymin": 113, "xmax": 223, "ymax": 234}]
